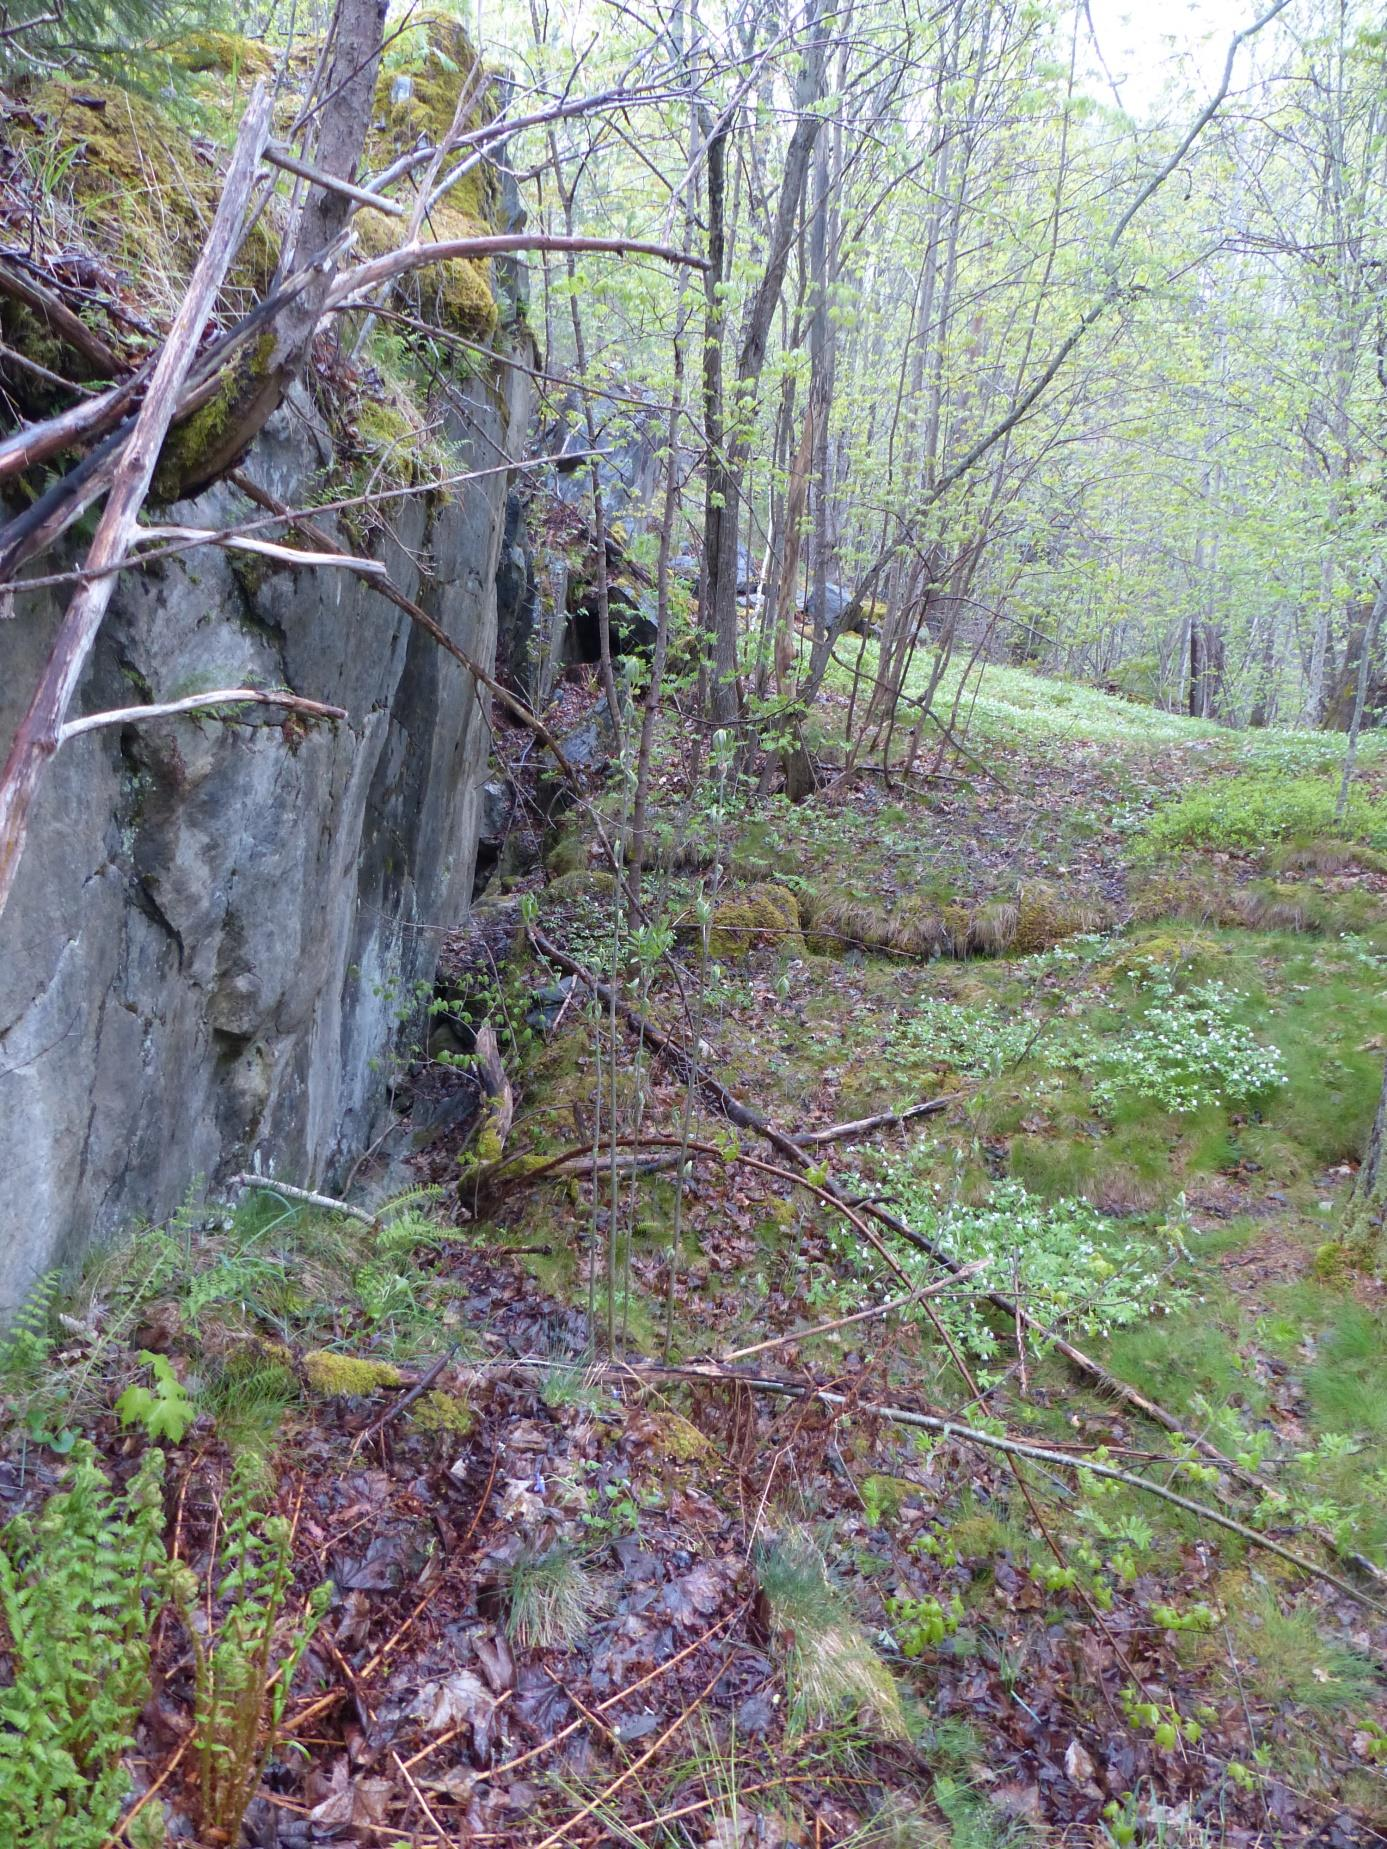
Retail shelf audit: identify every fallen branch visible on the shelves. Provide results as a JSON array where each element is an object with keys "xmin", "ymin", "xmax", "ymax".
[
  {"xmin": 0, "ymin": 84, "xmax": 275, "ymax": 925},
  {"xmin": 719, "ymin": 1262, "xmax": 986, "ymax": 1362},
  {"xmin": 793, "ymin": 1093, "xmax": 965, "ymax": 1145},
  {"xmin": 226, "ymin": 1172, "xmax": 378, "ymax": 1228},
  {"xmin": 582, "ymin": 1359, "xmax": 1387, "ymax": 1618},
  {"xmin": 58, "ymin": 687, "xmax": 346, "ymax": 744},
  {"xmin": 0, "ymin": 367, "xmax": 146, "ymax": 484},
  {"xmin": 526, "ymin": 929, "xmax": 1386, "ymax": 1587},
  {"xmin": 0, "ymin": 258, "xmax": 130, "ymax": 379}
]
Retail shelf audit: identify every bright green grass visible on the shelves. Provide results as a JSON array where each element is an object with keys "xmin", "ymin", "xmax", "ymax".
[
  {"xmin": 1142, "ymin": 773, "xmax": 1387, "ymax": 856},
  {"xmin": 821, "ymin": 640, "xmax": 1387, "ymax": 760}
]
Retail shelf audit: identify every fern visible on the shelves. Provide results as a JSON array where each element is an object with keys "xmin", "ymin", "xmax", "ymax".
[
  {"xmin": 168, "ymin": 1457, "xmax": 330, "ymax": 1845},
  {"xmin": 0, "ymin": 1274, "xmax": 59, "ymax": 1389},
  {"xmin": 0, "ymin": 1273, "xmax": 77, "ymax": 1448},
  {"xmin": 0, "ymin": 1442, "xmax": 166, "ymax": 1849}
]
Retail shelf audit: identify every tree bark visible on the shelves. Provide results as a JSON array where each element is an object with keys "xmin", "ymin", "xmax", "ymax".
[{"xmin": 1349, "ymin": 1060, "xmax": 1387, "ymax": 1253}]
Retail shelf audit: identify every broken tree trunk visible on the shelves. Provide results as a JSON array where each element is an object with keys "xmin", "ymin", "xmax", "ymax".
[
  {"xmin": 164, "ymin": 0, "xmax": 388, "ymax": 501},
  {"xmin": 0, "ymin": 83, "xmax": 275, "ymax": 926}
]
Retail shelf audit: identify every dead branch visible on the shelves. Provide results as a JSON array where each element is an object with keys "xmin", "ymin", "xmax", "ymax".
[
  {"xmin": 792, "ymin": 1093, "xmax": 966, "ymax": 1145},
  {"xmin": 0, "ymin": 259, "xmax": 129, "ymax": 378},
  {"xmin": 526, "ymin": 928, "xmax": 1386, "ymax": 1587},
  {"xmin": 719, "ymin": 1262, "xmax": 986, "ymax": 1361},
  {"xmin": 348, "ymin": 1351, "xmax": 451, "ymax": 1461},
  {"xmin": 136, "ymin": 523, "xmax": 390, "ymax": 577},
  {"xmin": 263, "ymin": 142, "xmax": 405, "ymax": 216},
  {"xmin": 57, "ymin": 687, "xmax": 347, "ymax": 744},
  {"xmin": 469, "ymin": 1021, "xmax": 514, "ymax": 1159},
  {"xmin": 226, "ymin": 1172, "xmax": 378, "ymax": 1228},
  {"xmin": 0, "ymin": 367, "xmax": 145, "ymax": 484},
  {"xmin": 0, "ymin": 84, "xmax": 275, "ymax": 926},
  {"xmin": 325, "ymin": 231, "xmax": 708, "ymax": 311}
]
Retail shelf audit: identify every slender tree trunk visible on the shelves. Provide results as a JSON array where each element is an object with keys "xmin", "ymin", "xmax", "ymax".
[
  {"xmin": 1348, "ymin": 1060, "xmax": 1387, "ymax": 1255},
  {"xmin": 1335, "ymin": 573, "xmax": 1385, "ymax": 824},
  {"xmin": 704, "ymin": 2, "xmax": 826, "ymax": 729}
]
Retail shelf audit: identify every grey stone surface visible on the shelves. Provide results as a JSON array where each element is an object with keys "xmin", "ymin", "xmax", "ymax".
[{"xmin": 0, "ymin": 363, "xmax": 530, "ymax": 1312}]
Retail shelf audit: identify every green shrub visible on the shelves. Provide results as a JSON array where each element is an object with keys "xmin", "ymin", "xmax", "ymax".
[
  {"xmin": 1142, "ymin": 775, "xmax": 1387, "ymax": 857},
  {"xmin": 864, "ymin": 1169, "xmax": 1181, "ymax": 1367},
  {"xmin": 890, "ymin": 996, "xmax": 1038, "ymax": 1078},
  {"xmin": 0, "ymin": 1442, "xmax": 167, "ymax": 1848}
]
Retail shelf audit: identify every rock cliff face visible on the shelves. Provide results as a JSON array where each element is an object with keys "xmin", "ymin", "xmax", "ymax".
[{"xmin": 0, "ymin": 361, "xmax": 530, "ymax": 1311}]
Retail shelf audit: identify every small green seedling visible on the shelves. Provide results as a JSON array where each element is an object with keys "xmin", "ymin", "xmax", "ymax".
[{"xmin": 116, "ymin": 1351, "xmax": 196, "ymax": 1443}]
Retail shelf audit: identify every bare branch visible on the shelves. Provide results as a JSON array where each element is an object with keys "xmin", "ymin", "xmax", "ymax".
[
  {"xmin": 0, "ymin": 83, "xmax": 275, "ymax": 924},
  {"xmin": 263, "ymin": 142, "xmax": 405, "ymax": 217},
  {"xmin": 136, "ymin": 524, "xmax": 389, "ymax": 576},
  {"xmin": 57, "ymin": 687, "xmax": 347, "ymax": 744},
  {"xmin": 326, "ymin": 231, "xmax": 707, "ymax": 310}
]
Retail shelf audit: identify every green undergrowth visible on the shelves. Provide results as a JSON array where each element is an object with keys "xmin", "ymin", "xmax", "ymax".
[
  {"xmin": 1, "ymin": 1183, "xmax": 478, "ymax": 1461},
  {"xmin": 1142, "ymin": 773, "xmax": 1387, "ymax": 857}
]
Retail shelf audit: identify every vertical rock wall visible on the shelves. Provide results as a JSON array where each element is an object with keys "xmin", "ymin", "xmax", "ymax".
[{"xmin": 0, "ymin": 361, "xmax": 531, "ymax": 1311}]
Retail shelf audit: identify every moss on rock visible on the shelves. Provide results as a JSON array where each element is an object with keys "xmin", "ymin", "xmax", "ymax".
[
  {"xmin": 702, "ymin": 882, "xmax": 803, "ymax": 958},
  {"xmin": 409, "ymin": 1388, "xmax": 474, "ymax": 1434},
  {"xmin": 359, "ymin": 15, "xmax": 501, "ymax": 343},
  {"xmin": 543, "ymin": 869, "xmax": 617, "ymax": 905},
  {"xmin": 303, "ymin": 1350, "xmax": 404, "ymax": 1395},
  {"xmin": 170, "ymin": 29, "xmax": 274, "ymax": 76},
  {"xmin": 14, "ymin": 81, "xmax": 279, "ymax": 320}
]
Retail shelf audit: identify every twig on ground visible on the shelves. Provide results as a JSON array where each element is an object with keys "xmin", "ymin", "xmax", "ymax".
[
  {"xmin": 790, "ymin": 1092, "xmax": 966, "ymax": 1145},
  {"xmin": 347, "ymin": 1351, "xmax": 452, "ymax": 1462},
  {"xmin": 718, "ymin": 1262, "xmax": 986, "ymax": 1361}
]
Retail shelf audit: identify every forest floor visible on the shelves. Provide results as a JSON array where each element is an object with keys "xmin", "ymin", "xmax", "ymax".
[{"xmin": 5, "ymin": 657, "xmax": 1387, "ymax": 1849}]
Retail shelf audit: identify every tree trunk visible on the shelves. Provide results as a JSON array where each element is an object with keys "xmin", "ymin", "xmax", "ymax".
[
  {"xmin": 167, "ymin": 0, "xmax": 389, "ymax": 500},
  {"xmin": 703, "ymin": 5, "xmax": 826, "ymax": 729},
  {"xmin": 1348, "ymin": 1060, "xmax": 1387, "ymax": 1255}
]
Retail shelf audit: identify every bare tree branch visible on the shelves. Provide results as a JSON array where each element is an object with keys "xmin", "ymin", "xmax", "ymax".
[{"xmin": 58, "ymin": 687, "xmax": 347, "ymax": 744}]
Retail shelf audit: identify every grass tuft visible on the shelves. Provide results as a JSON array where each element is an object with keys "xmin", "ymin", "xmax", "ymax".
[
  {"xmin": 757, "ymin": 1529, "xmax": 906, "ymax": 1738},
  {"xmin": 503, "ymin": 1546, "xmax": 606, "ymax": 1649}
]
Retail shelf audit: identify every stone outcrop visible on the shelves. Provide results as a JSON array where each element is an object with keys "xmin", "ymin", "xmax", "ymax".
[{"xmin": 0, "ymin": 363, "xmax": 531, "ymax": 1312}]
